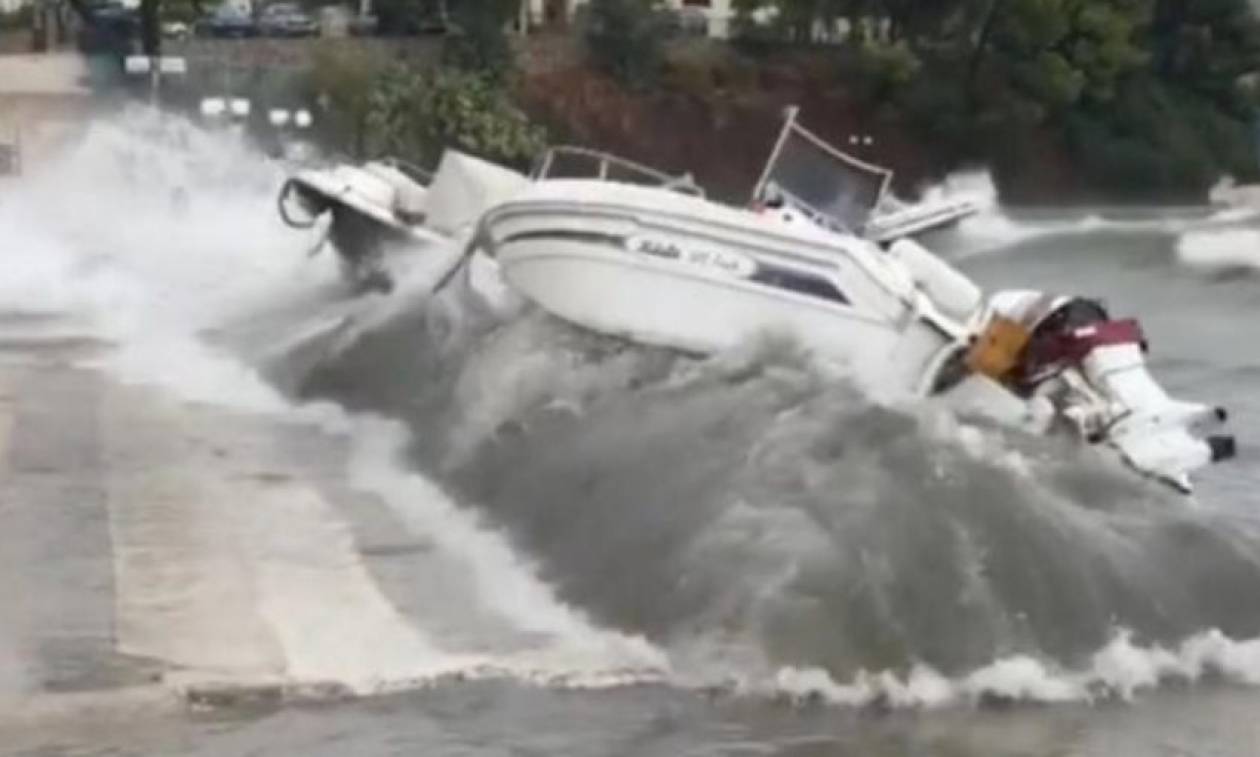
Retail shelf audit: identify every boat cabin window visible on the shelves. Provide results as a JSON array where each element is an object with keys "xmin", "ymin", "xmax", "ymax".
[{"xmin": 751, "ymin": 263, "xmax": 850, "ymax": 305}]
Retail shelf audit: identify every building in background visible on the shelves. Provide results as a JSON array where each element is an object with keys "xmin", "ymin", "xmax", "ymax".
[{"xmin": 524, "ymin": 0, "xmax": 734, "ymax": 39}]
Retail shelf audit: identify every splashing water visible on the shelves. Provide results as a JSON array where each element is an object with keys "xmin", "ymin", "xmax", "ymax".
[
  {"xmin": 298, "ymin": 288, "xmax": 1260, "ymax": 706},
  {"xmin": 925, "ymin": 170, "xmax": 1257, "ymax": 260},
  {"xmin": 0, "ymin": 110, "xmax": 664, "ymax": 699},
  {"xmin": 6, "ymin": 112, "xmax": 1260, "ymax": 709}
]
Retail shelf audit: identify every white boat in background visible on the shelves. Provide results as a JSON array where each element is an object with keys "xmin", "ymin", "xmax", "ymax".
[
  {"xmin": 480, "ymin": 112, "xmax": 1235, "ymax": 493},
  {"xmin": 278, "ymin": 151, "xmax": 527, "ymax": 292},
  {"xmin": 866, "ymin": 193, "xmax": 983, "ymax": 243}
]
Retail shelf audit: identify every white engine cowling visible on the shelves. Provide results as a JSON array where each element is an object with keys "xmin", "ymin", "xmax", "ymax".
[{"xmin": 888, "ymin": 238, "xmax": 982, "ymax": 323}]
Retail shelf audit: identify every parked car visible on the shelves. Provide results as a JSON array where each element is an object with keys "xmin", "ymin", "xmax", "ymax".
[
  {"xmin": 198, "ymin": 6, "xmax": 258, "ymax": 38},
  {"xmin": 258, "ymin": 3, "xmax": 318, "ymax": 37}
]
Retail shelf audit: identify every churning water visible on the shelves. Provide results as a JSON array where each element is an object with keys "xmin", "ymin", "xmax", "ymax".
[{"xmin": 2, "ymin": 112, "xmax": 1260, "ymax": 755}]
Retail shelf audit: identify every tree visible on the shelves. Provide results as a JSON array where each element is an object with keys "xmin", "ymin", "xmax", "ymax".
[
  {"xmin": 443, "ymin": 0, "xmax": 518, "ymax": 81},
  {"xmin": 139, "ymin": 0, "xmax": 160, "ymax": 55},
  {"xmin": 310, "ymin": 45, "xmax": 390, "ymax": 158},
  {"xmin": 1148, "ymin": 0, "xmax": 1260, "ymax": 111},
  {"xmin": 981, "ymin": 0, "xmax": 1150, "ymax": 115}
]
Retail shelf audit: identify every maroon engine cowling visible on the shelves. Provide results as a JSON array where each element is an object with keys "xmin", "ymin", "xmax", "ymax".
[{"xmin": 1014, "ymin": 299, "xmax": 1146, "ymax": 392}]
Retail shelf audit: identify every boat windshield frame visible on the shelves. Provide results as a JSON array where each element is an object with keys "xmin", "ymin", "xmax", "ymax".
[
  {"xmin": 750, "ymin": 107, "xmax": 893, "ymax": 235},
  {"xmin": 532, "ymin": 146, "xmax": 705, "ymax": 198}
]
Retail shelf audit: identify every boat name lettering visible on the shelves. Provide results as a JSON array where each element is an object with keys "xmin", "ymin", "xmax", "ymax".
[
  {"xmin": 629, "ymin": 236, "xmax": 754, "ymax": 277},
  {"xmin": 629, "ymin": 236, "xmax": 682, "ymax": 260}
]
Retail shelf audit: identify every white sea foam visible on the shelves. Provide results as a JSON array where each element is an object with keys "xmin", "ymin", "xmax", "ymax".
[{"xmin": 757, "ymin": 629, "xmax": 1260, "ymax": 709}]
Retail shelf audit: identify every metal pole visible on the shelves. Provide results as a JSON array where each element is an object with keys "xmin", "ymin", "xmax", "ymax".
[{"xmin": 750, "ymin": 105, "xmax": 800, "ymax": 204}]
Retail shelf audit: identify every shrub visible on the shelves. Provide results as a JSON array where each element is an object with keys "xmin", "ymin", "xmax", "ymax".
[{"xmin": 366, "ymin": 65, "xmax": 546, "ymax": 169}]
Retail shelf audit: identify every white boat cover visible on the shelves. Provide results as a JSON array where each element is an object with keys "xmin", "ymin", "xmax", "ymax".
[{"xmin": 425, "ymin": 151, "xmax": 530, "ymax": 237}]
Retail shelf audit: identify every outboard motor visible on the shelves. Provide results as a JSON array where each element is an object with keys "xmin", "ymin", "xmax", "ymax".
[{"xmin": 968, "ymin": 290, "xmax": 1235, "ymax": 492}]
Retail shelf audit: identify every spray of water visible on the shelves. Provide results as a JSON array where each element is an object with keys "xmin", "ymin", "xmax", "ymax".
[
  {"xmin": 0, "ymin": 110, "xmax": 664, "ymax": 699},
  {"xmin": 296, "ymin": 289, "xmax": 1260, "ymax": 707},
  {"xmin": 7, "ymin": 112, "xmax": 1260, "ymax": 709},
  {"xmin": 922, "ymin": 170, "xmax": 1259, "ymax": 259}
]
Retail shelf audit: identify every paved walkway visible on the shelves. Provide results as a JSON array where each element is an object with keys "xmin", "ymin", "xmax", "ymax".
[{"xmin": 0, "ymin": 314, "xmax": 491, "ymax": 727}]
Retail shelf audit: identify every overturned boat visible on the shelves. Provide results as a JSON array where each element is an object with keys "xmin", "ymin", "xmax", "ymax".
[{"xmin": 479, "ymin": 113, "xmax": 1235, "ymax": 492}]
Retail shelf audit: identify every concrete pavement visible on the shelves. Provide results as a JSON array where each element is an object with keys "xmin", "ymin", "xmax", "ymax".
[{"xmin": 0, "ymin": 315, "xmax": 443, "ymax": 724}]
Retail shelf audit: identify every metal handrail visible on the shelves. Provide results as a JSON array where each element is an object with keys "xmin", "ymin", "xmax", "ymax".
[{"xmin": 532, "ymin": 146, "xmax": 705, "ymax": 198}]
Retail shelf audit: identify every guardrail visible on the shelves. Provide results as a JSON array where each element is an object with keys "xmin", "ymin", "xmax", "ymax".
[{"xmin": 532, "ymin": 146, "xmax": 704, "ymax": 198}]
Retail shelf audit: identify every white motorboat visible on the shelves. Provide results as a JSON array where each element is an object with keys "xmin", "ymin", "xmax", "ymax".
[
  {"xmin": 480, "ymin": 113, "xmax": 1235, "ymax": 492},
  {"xmin": 278, "ymin": 151, "xmax": 528, "ymax": 292}
]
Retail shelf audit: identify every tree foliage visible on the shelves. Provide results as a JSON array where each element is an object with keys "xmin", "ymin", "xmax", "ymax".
[
  {"xmin": 728, "ymin": 0, "xmax": 1260, "ymax": 196},
  {"xmin": 366, "ymin": 65, "xmax": 546, "ymax": 168}
]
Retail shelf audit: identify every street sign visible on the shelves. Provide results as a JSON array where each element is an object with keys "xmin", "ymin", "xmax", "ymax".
[
  {"xmin": 124, "ymin": 56, "xmax": 187, "ymax": 75},
  {"xmin": 124, "ymin": 56, "xmax": 150, "ymax": 74},
  {"xmin": 200, "ymin": 98, "xmax": 226, "ymax": 117},
  {"xmin": 158, "ymin": 58, "xmax": 187, "ymax": 75}
]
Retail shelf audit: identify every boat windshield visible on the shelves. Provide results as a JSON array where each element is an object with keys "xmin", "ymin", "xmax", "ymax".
[
  {"xmin": 532, "ymin": 147, "xmax": 705, "ymax": 197},
  {"xmin": 752, "ymin": 112, "xmax": 891, "ymax": 234}
]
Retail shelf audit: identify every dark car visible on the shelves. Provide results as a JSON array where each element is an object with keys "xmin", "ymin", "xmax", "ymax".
[
  {"xmin": 198, "ymin": 6, "xmax": 258, "ymax": 38},
  {"xmin": 258, "ymin": 3, "xmax": 318, "ymax": 37}
]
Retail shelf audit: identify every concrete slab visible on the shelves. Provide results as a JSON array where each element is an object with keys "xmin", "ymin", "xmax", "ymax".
[{"xmin": 0, "ymin": 54, "xmax": 91, "ymax": 96}]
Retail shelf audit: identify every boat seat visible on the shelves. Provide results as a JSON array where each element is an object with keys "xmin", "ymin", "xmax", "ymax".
[{"xmin": 887, "ymin": 238, "xmax": 982, "ymax": 323}]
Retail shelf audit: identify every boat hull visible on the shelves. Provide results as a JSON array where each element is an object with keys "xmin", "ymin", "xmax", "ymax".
[{"xmin": 484, "ymin": 181, "xmax": 962, "ymax": 394}]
